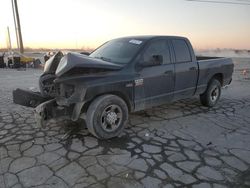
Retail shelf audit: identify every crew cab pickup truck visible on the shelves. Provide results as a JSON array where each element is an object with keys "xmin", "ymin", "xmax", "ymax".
[{"xmin": 13, "ymin": 36, "xmax": 234, "ymax": 139}]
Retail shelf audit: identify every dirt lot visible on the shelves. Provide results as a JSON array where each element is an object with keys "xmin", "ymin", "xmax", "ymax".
[{"xmin": 0, "ymin": 58, "xmax": 250, "ymax": 188}]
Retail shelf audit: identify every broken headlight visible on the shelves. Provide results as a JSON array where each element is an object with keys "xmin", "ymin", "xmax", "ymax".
[
  {"xmin": 44, "ymin": 56, "xmax": 54, "ymax": 72},
  {"xmin": 55, "ymin": 56, "xmax": 67, "ymax": 76}
]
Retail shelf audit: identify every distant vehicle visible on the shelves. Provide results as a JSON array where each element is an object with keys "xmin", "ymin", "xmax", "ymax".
[
  {"xmin": 13, "ymin": 36, "xmax": 234, "ymax": 139},
  {"xmin": 14, "ymin": 52, "xmax": 34, "ymax": 64},
  {"xmin": 0, "ymin": 53, "xmax": 5, "ymax": 68},
  {"xmin": 20, "ymin": 55, "xmax": 34, "ymax": 64},
  {"xmin": 6, "ymin": 52, "xmax": 35, "ymax": 68}
]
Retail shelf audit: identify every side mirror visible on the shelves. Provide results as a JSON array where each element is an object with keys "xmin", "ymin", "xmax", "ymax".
[
  {"xmin": 152, "ymin": 55, "xmax": 163, "ymax": 65},
  {"xmin": 141, "ymin": 55, "xmax": 163, "ymax": 67}
]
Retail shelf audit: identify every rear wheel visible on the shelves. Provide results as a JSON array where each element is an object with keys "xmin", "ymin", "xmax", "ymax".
[
  {"xmin": 86, "ymin": 94, "xmax": 128, "ymax": 139},
  {"xmin": 200, "ymin": 79, "xmax": 221, "ymax": 107}
]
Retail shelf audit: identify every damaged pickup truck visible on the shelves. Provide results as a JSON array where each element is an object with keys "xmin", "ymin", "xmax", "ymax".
[{"xmin": 13, "ymin": 36, "xmax": 234, "ymax": 139}]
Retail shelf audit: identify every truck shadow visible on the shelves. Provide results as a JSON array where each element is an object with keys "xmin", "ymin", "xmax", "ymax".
[{"xmin": 56, "ymin": 96, "xmax": 243, "ymax": 154}]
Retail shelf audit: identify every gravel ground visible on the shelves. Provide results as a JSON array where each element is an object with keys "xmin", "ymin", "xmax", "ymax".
[{"xmin": 0, "ymin": 58, "xmax": 250, "ymax": 188}]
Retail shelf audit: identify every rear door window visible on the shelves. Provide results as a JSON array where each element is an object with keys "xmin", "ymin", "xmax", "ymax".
[
  {"xmin": 172, "ymin": 39, "xmax": 192, "ymax": 63},
  {"xmin": 143, "ymin": 40, "xmax": 171, "ymax": 64}
]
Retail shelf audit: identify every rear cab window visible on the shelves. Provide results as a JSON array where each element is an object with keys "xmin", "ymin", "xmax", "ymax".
[{"xmin": 172, "ymin": 39, "xmax": 192, "ymax": 63}]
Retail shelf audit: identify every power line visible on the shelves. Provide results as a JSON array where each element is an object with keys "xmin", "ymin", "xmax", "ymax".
[
  {"xmin": 186, "ymin": 0, "xmax": 250, "ymax": 5},
  {"xmin": 187, "ymin": 0, "xmax": 250, "ymax": 5},
  {"xmin": 235, "ymin": 0, "xmax": 250, "ymax": 1}
]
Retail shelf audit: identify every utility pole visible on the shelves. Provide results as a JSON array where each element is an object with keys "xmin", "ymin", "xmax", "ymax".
[
  {"xmin": 11, "ymin": 0, "xmax": 20, "ymax": 50},
  {"xmin": 13, "ymin": 0, "xmax": 24, "ymax": 53},
  {"xmin": 7, "ymin": 26, "xmax": 14, "ymax": 63},
  {"xmin": 7, "ymin": 27, "xmax": 12, "ymax": 51}
]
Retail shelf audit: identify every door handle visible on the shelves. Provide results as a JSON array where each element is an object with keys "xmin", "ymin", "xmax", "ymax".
[
  {"xmin": 189, "ymin": 67, "xmax": 196, "ymax": 71},
  {"xmin": 164, "ymin": 70, "xmax": 172, "ymax": 75}
]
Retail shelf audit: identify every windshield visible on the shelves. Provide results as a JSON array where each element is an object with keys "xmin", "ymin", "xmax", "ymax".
[{"xmin": 89, "ymin": 38, "xmax": 144, "ymax": 64}]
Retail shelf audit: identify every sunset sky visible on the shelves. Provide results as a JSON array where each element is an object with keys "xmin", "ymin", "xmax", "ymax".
[{"xmin": 0, "ymin": 0, "xmax": 250, "ymax": 50}]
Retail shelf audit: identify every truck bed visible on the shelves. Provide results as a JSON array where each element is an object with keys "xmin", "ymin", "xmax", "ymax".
[
  {"xmin": 196, "ymin": 56, "xmax": 223, "ymax": 61},
  {"xmin": 195, "ymin": 56, "xmax": 234, "ymax": 95}
]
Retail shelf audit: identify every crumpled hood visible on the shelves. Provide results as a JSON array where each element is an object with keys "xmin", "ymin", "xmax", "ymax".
[{"xmin": 55, "ymin": 52, "xmax": 122, "ymax": 77}]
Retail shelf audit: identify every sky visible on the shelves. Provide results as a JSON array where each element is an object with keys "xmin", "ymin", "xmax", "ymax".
[{"xmin": 0, "ymin": 0, "xmax": 250, "ymax": 50}]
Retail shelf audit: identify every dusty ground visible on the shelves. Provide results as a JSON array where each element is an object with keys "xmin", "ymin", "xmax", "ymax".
[{"xmin": 0, "ymin": 58, "xmax": 250, "ymax": 188}]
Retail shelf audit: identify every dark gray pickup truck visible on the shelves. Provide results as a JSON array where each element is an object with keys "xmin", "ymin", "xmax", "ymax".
[{"xmin": 13, "ymin": 36, "xmax": 234, "ymax": 139}]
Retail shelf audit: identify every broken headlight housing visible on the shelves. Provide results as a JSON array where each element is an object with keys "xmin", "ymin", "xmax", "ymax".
[
  {"xmin": 56, "ymin": 56, "xmax": 68, "ymax": 76},
  {"xmin": 44, "ymin": 56, "xmax": 54, "ymax": 72}
]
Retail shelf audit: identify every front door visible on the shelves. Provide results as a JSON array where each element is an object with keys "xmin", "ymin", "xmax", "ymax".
[{"xmin": 134, "ymin": 39, "xmax": 175, "ymax": 111}]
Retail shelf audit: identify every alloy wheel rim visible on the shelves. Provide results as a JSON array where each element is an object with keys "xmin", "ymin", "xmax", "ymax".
[
  {"xmin": 101, "ymin": 104, "xmax": 122, "ymax": 132},
  {"xmin": 210, "ymin": 86, "xmax": 219, "ymax": 102}
]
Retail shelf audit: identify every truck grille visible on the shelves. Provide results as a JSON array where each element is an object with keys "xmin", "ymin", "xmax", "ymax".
[{"xmin": 39, "ymin": 74, "xmax": 57, "ymax": 97}]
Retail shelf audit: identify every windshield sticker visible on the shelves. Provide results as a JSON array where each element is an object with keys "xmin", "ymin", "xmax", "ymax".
[{"xmin": 129, "ymin": 39, "xmax": 142, "ymax": 45}]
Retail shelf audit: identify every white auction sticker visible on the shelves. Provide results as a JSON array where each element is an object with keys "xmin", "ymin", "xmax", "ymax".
[{"xmin": 129, "ymin": 39, "xmax": 142, "ymax": 45}]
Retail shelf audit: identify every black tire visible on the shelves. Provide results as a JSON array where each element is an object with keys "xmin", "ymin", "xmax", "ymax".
[
  {"xmin": 86, "ymin": 94, "xmax": 128, "ymax": 139},
  {"xmin": 200, "ymin": 79, "xmax": 221, "ymax": 107}
]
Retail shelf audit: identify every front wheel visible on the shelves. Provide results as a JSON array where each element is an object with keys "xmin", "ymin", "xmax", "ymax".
[
  {"xmin": 200, "ymin": 79, "xmax": 221, "ymax": 107},
  {"xmin": 86, "ymin": 95, "xmax": 128, "ymax": 139}
]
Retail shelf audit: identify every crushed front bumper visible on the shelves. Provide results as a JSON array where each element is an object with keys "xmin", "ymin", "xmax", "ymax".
[
  {"xmin": 13, "ymin": 88, "xmax": 83, "ymax": 128},
  {"xmin": 13, "ymin": 88, "xmax": 49, "ymax": 108}
]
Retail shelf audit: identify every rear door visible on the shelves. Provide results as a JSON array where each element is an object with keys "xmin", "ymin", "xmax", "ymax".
[
  {"xmin": 171, "ymin": 39, "xmax": 198, "ymax": 100},
  {"xmin": 134, "ymin": 39, "xmax": 175, "ymax": 110}
]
